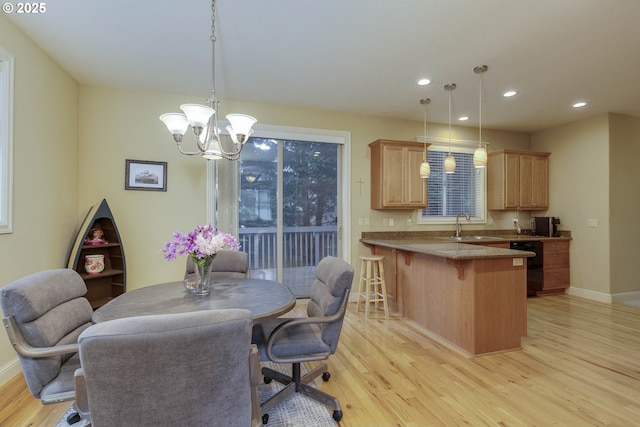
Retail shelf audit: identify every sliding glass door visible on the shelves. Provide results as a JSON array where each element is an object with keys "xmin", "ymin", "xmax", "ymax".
[{"xmin": 235, "ymin": 137, "xmax": 339, "ymax": 294}]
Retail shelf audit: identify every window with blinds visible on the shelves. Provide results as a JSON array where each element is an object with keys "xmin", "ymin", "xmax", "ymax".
[{"xmin": 418, "ymin": 145, "xmax": 486, "ymax": 224}]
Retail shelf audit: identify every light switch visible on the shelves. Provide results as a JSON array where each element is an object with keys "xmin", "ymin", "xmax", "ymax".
[
  {"xmin": 587, "ymin": 218, "xmax": 598, "ymax": 228},
  {"xmin": 513, "ymin": 258, "xmax": 523, "ymax": 266}
]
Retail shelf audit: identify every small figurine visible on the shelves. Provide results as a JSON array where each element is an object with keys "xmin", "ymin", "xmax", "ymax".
[{"xmin": 85, "ymin": 228, "xmax": 107, "ymax": 245}]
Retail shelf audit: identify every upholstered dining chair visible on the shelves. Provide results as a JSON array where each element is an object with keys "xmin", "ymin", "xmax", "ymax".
[
  {"xmin": 254, "ymin": 256, "xmax": 354, "ymax": 424},
  {"xmin": 74, "ymin": 309, "xmax": 262, "ymax": 427},
  {"xmin": 185, "ymin": 249, "xmax": 250, "ymax": 280},
  {"xmin": 0, "ymin": 269, "xmax": 93, "ymax": 425}
]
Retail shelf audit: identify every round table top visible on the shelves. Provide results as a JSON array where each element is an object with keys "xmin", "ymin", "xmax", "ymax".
[{"xmin": 92, "ymin": 278, "xmax": 296, "ymax": 323}]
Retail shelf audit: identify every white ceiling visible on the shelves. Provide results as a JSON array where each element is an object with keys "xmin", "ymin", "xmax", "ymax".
[{"xmin": 6, "ymin": 0, "xmax": 640, "ymax": 133}]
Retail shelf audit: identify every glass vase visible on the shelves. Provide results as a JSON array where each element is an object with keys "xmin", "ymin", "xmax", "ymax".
[{"xmin": 184, "ymin": 255, "xmax": 214, "ymax": 295}]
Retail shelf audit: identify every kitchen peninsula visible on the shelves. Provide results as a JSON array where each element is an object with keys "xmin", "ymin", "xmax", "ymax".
[{"xmin": 360, "ymin": 235, "xmax": 535, "ymax": 356}]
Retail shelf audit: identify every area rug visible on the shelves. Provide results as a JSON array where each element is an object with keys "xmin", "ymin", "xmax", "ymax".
[{"xmin": 56, "ymin": 362, "xmax": 338, "ymax": 427}]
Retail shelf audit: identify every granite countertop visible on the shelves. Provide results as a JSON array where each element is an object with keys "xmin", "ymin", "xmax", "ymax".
[
  {"xmin": 361, "ymin": 230, "xmax": 572, "ymax": 242},
  {"xmin": 360, "ymin": 238, "xmax": 536, "ymax": 260}
]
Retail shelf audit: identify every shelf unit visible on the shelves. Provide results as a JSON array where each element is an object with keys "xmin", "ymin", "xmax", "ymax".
[{"xmin": 67, "ymin": 199, "xmax": 126, "ymax": 309}]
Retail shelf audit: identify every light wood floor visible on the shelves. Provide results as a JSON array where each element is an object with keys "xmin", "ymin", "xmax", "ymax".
[{"xmin": 2, "ymin": 294, "xmax": 640, "ymax": 426}]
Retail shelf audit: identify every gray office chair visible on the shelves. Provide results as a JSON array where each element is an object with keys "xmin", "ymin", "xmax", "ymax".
[
  {"xmin": 0, "ymin": 269, "xmax": 93, "ymax": 425},
  {"xmin": 254, "ymin": 256, "xmax": 354, "ymax": 424},
  {"xmin": 74, "ymin": 309, "xmax": 262, "ymax": 427},
  {"xmin": 185, "ymin": 249, "xmax": 250, "ymax": 280}
]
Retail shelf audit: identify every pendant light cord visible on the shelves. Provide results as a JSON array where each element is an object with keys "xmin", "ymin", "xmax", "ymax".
[
  {"xmin": 421, "ymin": 98, "xmax": 430, "ymax": 161},
  {"xmin": 479, "ymin": 73, "xmax": 482, "ymax": 144}
]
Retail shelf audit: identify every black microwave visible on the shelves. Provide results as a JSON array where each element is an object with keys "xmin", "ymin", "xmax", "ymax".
[{"xmin": 531, "ymin": 217, "xmax": 560, "ymax": 237}]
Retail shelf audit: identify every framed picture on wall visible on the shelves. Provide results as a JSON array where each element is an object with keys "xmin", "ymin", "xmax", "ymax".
[{"xmin": 125, "ymin": 159, "xmax": 167, "ymax": 191}]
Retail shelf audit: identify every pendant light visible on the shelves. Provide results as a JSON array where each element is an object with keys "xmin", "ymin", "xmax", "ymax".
[
  {"xmin": 444, "ymin": 83, "xmax": 456, "ymax": 174},
  {"xmin": 419, "ymin": 98, "xmax": 431, "ymax": 179},
  {"xmin": 473, "ymin": 65, "xmax": 488, "ymax": 168}
]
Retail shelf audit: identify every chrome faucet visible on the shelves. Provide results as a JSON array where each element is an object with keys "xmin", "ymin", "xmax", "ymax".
[{"xmin": 455, "ymin": 212, "xmax": 470, "ymax": 237}]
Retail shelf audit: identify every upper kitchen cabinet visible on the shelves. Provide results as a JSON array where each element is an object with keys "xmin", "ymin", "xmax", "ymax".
[
  {"xmin": 487, "ymin": 149, "xmax": 550, "ymax": 211},
  {"xmin": 369, "ymin": 139, "xmax": 428, "ymax": 210}
]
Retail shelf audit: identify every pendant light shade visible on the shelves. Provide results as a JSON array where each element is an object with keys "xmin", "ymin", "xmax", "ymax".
[
  {"xmin": 420, "ymin": 161, "xmax": 431, "ymax": 178},
  {"xmin": 473, "ymin": 145, "xmax": 487, "ymax": 168},
  {"xmin": 419, "ymin": 98, "xmax": 431, "ymax": 179},
  {"xmin": 473, "ymin": 65, "xmax": 488, "ymax": 168},
  {"xmin": 444, "ymin": 153, "xmax": 456, "ymax": 174}
]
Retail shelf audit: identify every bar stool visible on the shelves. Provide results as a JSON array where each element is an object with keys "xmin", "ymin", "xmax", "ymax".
[{"xmin": 357, "ymin": 255, "xmax": 389, "ymax": 319}]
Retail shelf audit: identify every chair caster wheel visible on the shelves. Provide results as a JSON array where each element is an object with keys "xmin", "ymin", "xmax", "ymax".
[
  {"xmin": 333, "ymin": 410, "xmax": 343, "ymax": 421},
  {"xmin": 262, "ymin": 413, "xmax": 269, "ymax": 424},
  {"xmin": 264, "ymin": 376, "xmax": 272, "ymax": 384},
  {"xmin": 67, "ymin": 412, "xmax": 81, "ymax": 424},
  {"xmin": 322, "ymin": 371, "xmax": 331, "ymax": 381}
]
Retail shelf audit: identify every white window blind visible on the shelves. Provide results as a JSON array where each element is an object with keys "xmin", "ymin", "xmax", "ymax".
[{"xmin": 419, "ymin": 145, "xmax": 486, "ymax": 224}]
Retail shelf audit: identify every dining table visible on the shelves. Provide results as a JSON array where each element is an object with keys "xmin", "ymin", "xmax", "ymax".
[{"xmin": 92, "ymin": 278, "xmax": 296, "ymax": 323}]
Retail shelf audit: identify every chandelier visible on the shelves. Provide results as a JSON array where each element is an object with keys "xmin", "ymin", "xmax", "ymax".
[{"xmin": 159, "ymin": 0, "xmax": 257, "ymax": 160}]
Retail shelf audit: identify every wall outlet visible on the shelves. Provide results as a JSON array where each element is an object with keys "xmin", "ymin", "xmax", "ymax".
[{"xmin": 513, "ymin": 218, "xmax": 519, "ymax": 225}]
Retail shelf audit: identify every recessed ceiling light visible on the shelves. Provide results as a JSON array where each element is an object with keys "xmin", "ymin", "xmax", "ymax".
[
  {"xmin": 458, "ymin": 116, "xmax": 469, "ymax": 121},
  {"xmin": 503, "ymin": 91, "xmax": 517, "ymax": 97},
  {"xmin": 417, "ymin": 78, "xmax": 431, "ymax": 86},
  {"xmin": 572, "ymin": 101, "xmax": 587, "ymax": 108}
]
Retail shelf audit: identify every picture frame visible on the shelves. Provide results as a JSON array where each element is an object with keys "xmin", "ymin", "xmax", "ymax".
[{"xmin": 125, "ymin": 159, "xmax": 167, "ymax": 191}]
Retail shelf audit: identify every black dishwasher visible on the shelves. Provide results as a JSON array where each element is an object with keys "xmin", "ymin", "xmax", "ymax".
[{"xmin": 510, "ymin": 240, "xmax": 543, "ymax": 296}]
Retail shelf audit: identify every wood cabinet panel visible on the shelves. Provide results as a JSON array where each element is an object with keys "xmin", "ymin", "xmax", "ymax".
[
  {"xmin": 543, "ymin": 269, "xmax": 570, "ymax": 290},
  {"xmin": 536, "ymin": 240, "xmax": 570, "ymax": 295},
  {"xmin": 488, "ymin": 150, "xmax": 550, "ymax": 211},
  {"xmin": 370, "ymin": 139, "xmax": 428, "ymax": 210}
]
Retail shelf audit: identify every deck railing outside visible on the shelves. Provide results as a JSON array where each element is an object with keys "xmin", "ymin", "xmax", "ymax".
[{"xmin": 238, "ymin": 225, "xmax": 338, "ymax": 270}]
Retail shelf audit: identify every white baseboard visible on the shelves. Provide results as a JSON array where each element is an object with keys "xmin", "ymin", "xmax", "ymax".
[
  {"xmin": 611, "ymin": 290, "xmax": 640, "ymax": 304},
  {"xmin": 0, "ymin": 357, "xmax": 21, "ymax": 387},
  {"xmin": 566, "ymin": 287, "xmax": 640, "ymax": 305},
  {"xmin": 565, "ymin": 287, "xmax": 612, "ymax": 303}
]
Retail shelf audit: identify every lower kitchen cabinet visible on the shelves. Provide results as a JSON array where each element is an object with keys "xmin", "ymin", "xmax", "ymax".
[{"xmin": 532, "ymin": 240, "xmax": 570, "ymax": 296}]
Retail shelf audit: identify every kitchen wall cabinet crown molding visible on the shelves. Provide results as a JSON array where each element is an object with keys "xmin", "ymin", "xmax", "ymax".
[
  {"xmin": 369, "ymin": 139, "xmax": 428, "ymax": 210},
  {"xmin": 487, "ymin": 149, "xmax": 550, "ymax": 211}
]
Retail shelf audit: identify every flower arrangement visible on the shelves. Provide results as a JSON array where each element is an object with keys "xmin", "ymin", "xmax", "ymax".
[
  {"xmin": 162, "ymin": 224, "xmax": 240, "ymax": 267},
  {"xmin": 163, "ymin": 225, "xmax": 240, "ymax": 295}
]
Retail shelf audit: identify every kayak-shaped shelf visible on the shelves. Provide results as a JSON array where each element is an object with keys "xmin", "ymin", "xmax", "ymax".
[{"xmin": 67, "ymin": 199, "xmax": 126, "ymax": 309}]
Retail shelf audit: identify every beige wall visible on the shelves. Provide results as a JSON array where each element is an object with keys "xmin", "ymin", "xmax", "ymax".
[
  {"xmin": 532, "ymin": 114, "xmax": 611, "ymax": 295},
  {"xmin": 0, "ymin": 15, "xmax": 79, "ymax": 375},
  {"xmin": 609, "ymin": 113, "xmax": 640, "ymax": 294}
]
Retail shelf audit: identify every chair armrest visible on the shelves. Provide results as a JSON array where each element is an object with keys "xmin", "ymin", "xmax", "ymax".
[
  {"xmin": 3, "ymin": 316, "xmax": 79, "ymax": 358},
  {"xmin": 265, "ymin": 291, "xmax": 349, "ymax": 361},
  {"xmin": 73, "ymin": 368, "xmax": 91, "ymax": 417}
]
